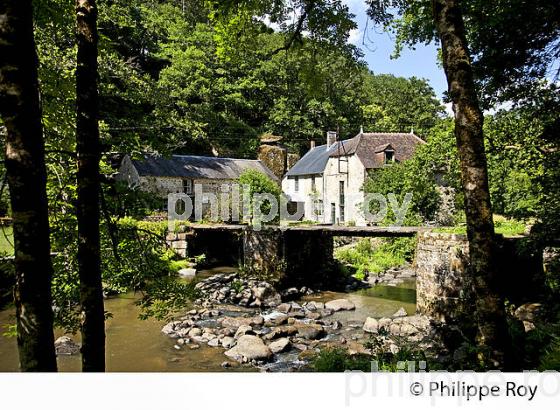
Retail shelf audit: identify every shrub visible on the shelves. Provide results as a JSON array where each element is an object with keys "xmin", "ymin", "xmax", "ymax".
[
  {"xmin": 238, "ymin": 169, "xmax": 281, "ymax": 224},
  {"xmin": 335, "ymin": 237, "xmax": 416, "ymax": 278}
]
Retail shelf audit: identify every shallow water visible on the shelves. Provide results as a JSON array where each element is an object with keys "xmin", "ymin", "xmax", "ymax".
[
  {"xmin": 301, "ymin": 279, "xmax": 416, "ymax": 324},
  {"xmin": 0, "ymin": 268, "xmax": 416, "ymax": 372}
]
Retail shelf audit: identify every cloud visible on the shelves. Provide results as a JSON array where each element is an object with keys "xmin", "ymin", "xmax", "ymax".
[
  {"xmin": 348, "ymin": 28, "xmax": 363, "ymax": 45},
  {"xmin": 444, "ymin": 102, "xmax": 453, "ymax": 117}
]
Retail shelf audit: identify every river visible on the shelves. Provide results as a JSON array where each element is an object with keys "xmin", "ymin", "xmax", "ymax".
[{"xmin": 0, "ymin": 267, "xmax": 416, "ymax": 372}]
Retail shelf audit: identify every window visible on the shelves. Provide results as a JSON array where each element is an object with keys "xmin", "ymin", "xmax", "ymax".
[
  {"xmin": 294, "ymin": 176, "xmax": 299, "ymax": 192},
  {"xmin": 385, "ymin": 150, "xmax": 395, "ymax": 164},
  {"xmin": 182, "ymin": 179, "xmax": 193, "ymax": 195},
  {"xmin": 339, "ymin": 181, "xmax": 345, "ymax": 223},
  {"xmin": 314, "ymin": 199, "xmax": 324, "ymax": 217},
  {"xmin": 311, "ymin": 176, "xmax": 316, "ymax": 192}
]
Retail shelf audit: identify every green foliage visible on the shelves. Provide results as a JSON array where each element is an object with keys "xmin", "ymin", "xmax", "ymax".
[
  {"xmin": 312, "ymin": 342, "xmax": 431, "ymax": 372},
  {"xmin": 238, "ymin": 169, "xmax": 282, "ymax": 223},
  {"xmin": 136, "ymin": 277, "xmax": 199, "ymax": 321},
  {"xmin": 311, "ymin": 347, "xmax": 372, "ymax": 372},
  {"xmin": 0, "ymin": 226, "xmax": 13, "ymax": 255},
  {"xmin": 335, "ymin": 237, "xmax": 416, "ymax": 278},
  {"xmin": 361, "ymin": 74, "xmax": 444, "ymax": 136}
]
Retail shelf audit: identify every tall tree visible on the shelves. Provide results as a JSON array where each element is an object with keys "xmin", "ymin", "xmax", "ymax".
[
  {"xmin": 431, "ymin": 0, "xmax": 509, "ymax": 368},
  {"xmin": 76, "ymin": 0, "xmax": 105, "ymax": 371},
  {"xmin": 0, "ymin": 0, "xmax": 58, "ymax": 371}
]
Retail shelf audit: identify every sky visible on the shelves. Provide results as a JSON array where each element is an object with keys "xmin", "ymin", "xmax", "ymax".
[{"xmin": 342, "ymin": 0, "xmax": 448, "ymax": 99}]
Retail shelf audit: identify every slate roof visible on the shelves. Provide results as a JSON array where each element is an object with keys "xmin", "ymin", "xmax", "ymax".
[
  {"xmin": 131, "ymin": 154, "xmax": 278, "ymax": 181},
  {"xmin": 286, "ymin": 132, "xmax": 425, "ymax": 176}
]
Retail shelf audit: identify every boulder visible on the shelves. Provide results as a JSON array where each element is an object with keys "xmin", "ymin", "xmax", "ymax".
[
  {"xmin": 269, "ymin": 337, "xmax": 290, "ymax": 354},
  {"xmin": 221, "ymin": 316, "xmax": 253, "ymax": 329},
  {"xmin": 378, "ymin": 318, "xmax": 392, "ymax": 331},
  {"xmin": 276, "ymin": 303, "xmax": 292, "ymax": 314},
  {"xmin": 363, "ymin": 317, "xmax": 379, "ymax": 333},
  {"xmin": 325, "ymin": 299, "xmax": 355, "ymax": 311},
  {"xmin": 263, "ymin": 325, "xmax": 298, "ymax": 340},
  {"xmin": 306, "ymin": 301, "xmax": 325, "ymax": 310},
  {"xmin": 161, "ymin": 321, "xmax": 182, "ymax": 336},
  {"xmin": 54, "ymin": 336, "xmax": 80, "ymax": 356},
  {"xmin": 208, "ymin": 338, "xmax": 220, "ymax": 347},
  {"xmin": 221, "ymin": 336, "xmax": 235, "ymax": 349},
  {"xmin": 234, "ymin": 325, "xmax": 253, "ymax": 339},
  {"xmin": 392, "ymin": 307, "xmax": 408, "ymax": 318},
  {"xmin": 224, "ymin": 335, "xmax": 272, "ymax": 362},
  {"xmin": 188, "ymin": 328, "xmax": 202, "ymax": 337},
  {"xmin": 251, "ymin": 315, "xmax": 265, "ymax": 326},
  {"xmin": 294, "ymin": 323, "xmax": 325, "ymax": 340}
]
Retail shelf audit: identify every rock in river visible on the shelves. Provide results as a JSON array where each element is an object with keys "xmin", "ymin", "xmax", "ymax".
[
  {"xmin": 325, "ymin": 299, "xmax": 355, "ymax": 312},
  {"xmin": 362, "ymin": 317, "xmax": 379, "ymax": 333},
  {"xmin": 269, "ymin": 337, "xmax": 290, "ymax": 354},
  {"xmin": 225, "ymin": 335, "xmax": 272, "ymax": 363},
  {"xmin": 295, "ymin": 323, "xmax": 325, "ymax": 340},
  {"xmin": 392, "ymin": 307, "xmax": 408, "ymax": 318},
  {"xmin": 55, "ymin": 336, "xmax": 80, "ymax": 356}
]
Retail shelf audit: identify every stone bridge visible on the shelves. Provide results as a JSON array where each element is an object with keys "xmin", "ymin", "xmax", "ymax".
[
  {"xmin": 167, "ymin": 224, "xmax": 425, "ymax": 289},
  {"xmin": 167, "ymin": 224, "xmax": 543, "ymax": 320}
]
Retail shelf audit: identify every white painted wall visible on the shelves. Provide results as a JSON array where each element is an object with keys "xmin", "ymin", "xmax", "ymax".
[{"xmin": 281, "ymin": 153, "xmax": 368, "ymax": 225}]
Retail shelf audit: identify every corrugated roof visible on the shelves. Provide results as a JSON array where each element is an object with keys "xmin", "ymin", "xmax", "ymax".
[
  {"xmin": 131, "ymin": 154, "xmax": 278, "ymax": 181},
  {"xmin": 286, "ymin": 132, "xmax": 425, "ymax": 176}
]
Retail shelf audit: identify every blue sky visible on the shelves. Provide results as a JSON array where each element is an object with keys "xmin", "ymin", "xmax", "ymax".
[{"xmin": 342, "ymin": 0, "xmax": 448, "ymax": 99}]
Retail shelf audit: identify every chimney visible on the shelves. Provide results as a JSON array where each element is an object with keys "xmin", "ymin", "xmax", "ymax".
[
  {"xmin": 326, "ymin": 131, "xmax": 337, "ymax": 148},
  {"xmin": 310, "ymin": 140, "xmax": 316, "ymax": 149}
]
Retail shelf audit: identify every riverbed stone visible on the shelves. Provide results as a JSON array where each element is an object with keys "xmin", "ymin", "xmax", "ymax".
[
  {"xmin": 234, "ymin": 325, "xmax": 253, "ymax": 339},
  {"xmin": 54, "ymin": 336, "xmax": 80, "ymax": 356},
  {"xmin": 161, "ymin": 321, "xmax": 182, "ymax": 336},
  {"xmin": 276, "ymin": 303, "xmax": 292, "ymax": 314},
  {"xmin": 188, "ymin": 328, "xmax": 202, "ymax": 337},
  {"xmin": 263, "ymin": 325, "xmax": 298, "ymax": 340},
  {"xmin": 221, "ymin": 316, "xmax": 253, "ymax": 329},
  {"xmin": 393, "ymin": 307, "xmax": 408, "ymax": 318},
  {"xmin": 378, "ymin": 317, "xmax": 392, "ymax": 329},
  {"xmin": 178, "ymin": 268, "xmax": 197, "ymax": 278},
  {"xmin": 363, "ymin": 317, "xmax": 379, "ymax": 333},
  {"xmin": 224, "ymin": 335, "xmax": 272, "ymax": 362},
  {"xmin": 208, "ymin": 338, "xmax": 220, "ymax": 347},
  {"xmin": 295, "ymin": 323, "xmax": 325, "ymax": 340},
  {"xmin": 325, "ymin": 299, "xmax": 355, "ymax": 311},
  {"xmin": 269, "ymin": 337, "xmax": 290, "ymax": 354},
  {"xmin": 221, "ymin": 336, "xmax": 235, "ymax": 348},
  {"xmin": 251, "ymin": 315, "xmax": 264, "ymax": 326}
]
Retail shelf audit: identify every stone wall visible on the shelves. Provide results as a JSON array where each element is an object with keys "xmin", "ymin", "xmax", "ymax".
[
  {"xmin": 243, "ymin": 228, "xmax": 335, "ymax": 288},
  {"xmin": 416, "ymin": 232, "xmax": 545, "ymax": 321},
  {"xmin": 415, "ymin": 232, "xmax": 471, "ymax": 321}
]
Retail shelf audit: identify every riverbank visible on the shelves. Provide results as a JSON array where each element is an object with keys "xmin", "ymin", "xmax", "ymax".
[{"xmin": 0, "ymin": 267, "xmax": 421, "ymax": 372}]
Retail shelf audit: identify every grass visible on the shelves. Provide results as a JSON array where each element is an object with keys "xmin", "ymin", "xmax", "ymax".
[
  {"xmin": 433, "ymin": 216, "xmax": 526, "ymax": 237},
  {"xmin": 335, "ymin": 237, "xmax": 416, "ymax": 279},
  {"xmin": 0, "ymin": 226, "xmax": 13, "ymax": 255}
]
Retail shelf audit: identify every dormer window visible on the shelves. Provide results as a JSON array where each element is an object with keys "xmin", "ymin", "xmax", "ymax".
[{"xmin": 384, "ymin": 149, "xmax": 395, "ymax": 164}]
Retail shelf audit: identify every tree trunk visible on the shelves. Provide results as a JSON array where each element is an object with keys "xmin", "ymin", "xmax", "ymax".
[
  {"xmin": 432, "ymin": 0, "xmax": 510, "ymax": 368},
  {"xmin": 0, "ymin": 0, "xmax": 58, "ymax": 371},
  {"xmin": 76, "ymin": 0, "xmax": 105, "ymax": 372}
]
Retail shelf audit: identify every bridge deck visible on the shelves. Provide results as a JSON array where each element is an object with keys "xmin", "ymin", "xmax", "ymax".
[{"xmin": 185, "ymin": 223, "xmax": 427, "ymax": 237}]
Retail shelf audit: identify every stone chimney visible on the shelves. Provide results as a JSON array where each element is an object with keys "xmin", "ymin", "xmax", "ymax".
[
  {"xmin": 310, "ymin": 140, "xmax": 316, "ymax": 149},
  {"xmin": 326, "ymin": 131, "xmax": 337, "ymax": 148}
]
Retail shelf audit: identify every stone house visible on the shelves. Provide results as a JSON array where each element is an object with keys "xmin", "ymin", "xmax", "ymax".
[
  {"xmin": 282, "ymin": 130, "xmax": 425, "ymax": 225},
  {"xmin": 117, "ymin": 154, "xmax": 278, "ymax": 215}
]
